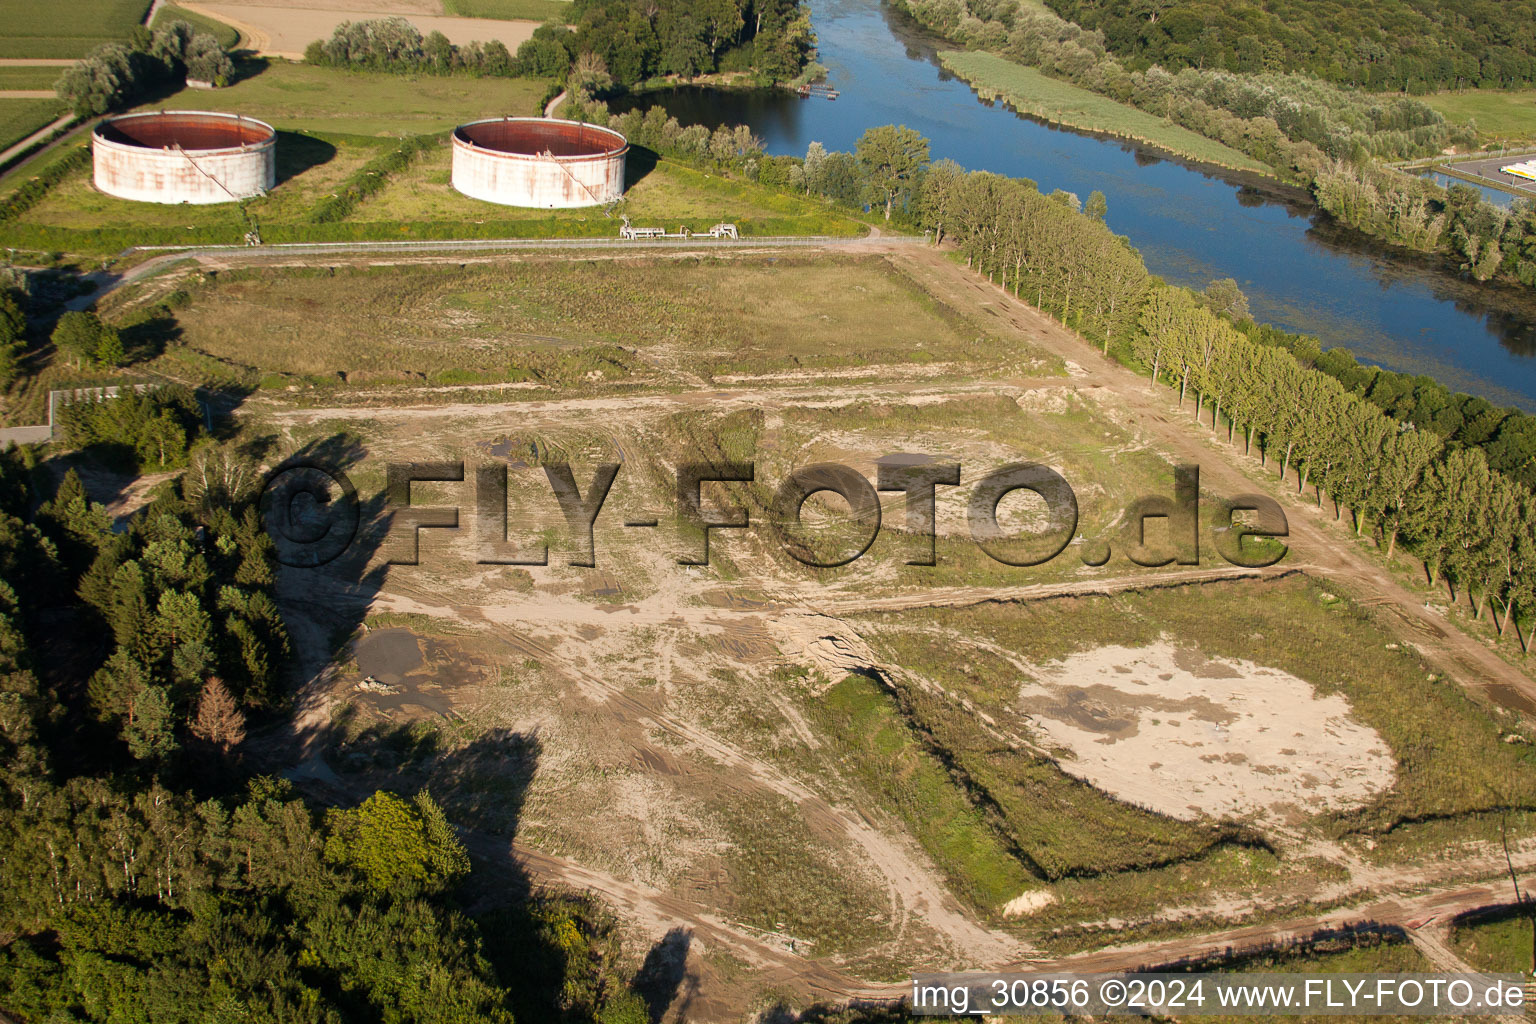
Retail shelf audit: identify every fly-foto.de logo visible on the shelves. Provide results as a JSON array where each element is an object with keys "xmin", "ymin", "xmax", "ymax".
[{"xmin": 258, "ymin": 459, "xmax": 1288, "ymax": 571}]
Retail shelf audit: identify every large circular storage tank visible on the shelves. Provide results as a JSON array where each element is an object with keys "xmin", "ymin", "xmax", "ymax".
[
  {"xmin": 452, "ymin": 118, "xmax": 627, "ymax": 209},
  {"xmin": 93, "ymin": 111, "xmax": 276, "ymax": 205}
]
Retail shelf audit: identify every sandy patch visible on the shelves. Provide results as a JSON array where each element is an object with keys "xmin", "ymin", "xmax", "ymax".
[
  {"xmin": 1017, "ymin": 641, "xmax": 1394, "ymax": 823},
  {"xmin": 182, "ymin": 0, "xmax": 446, "ymax": 12},
  {"xmin": 1002, "ymin": 890, "xmax": 1057, "ymax": 917},
  {"xmin": 185, "ymin": 2, "xmax": 541, "ymax": 58}
]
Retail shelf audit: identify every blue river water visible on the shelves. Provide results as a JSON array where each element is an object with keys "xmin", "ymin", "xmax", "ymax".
[{"xmin": 621, "ymin": 0, "xmax": 1536, "ymax": 410}]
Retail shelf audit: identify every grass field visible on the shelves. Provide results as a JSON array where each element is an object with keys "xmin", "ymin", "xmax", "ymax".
[
  {"xmin": 0, "ymin": 98, "xmax": 66, "ymax": 153},
  {"xmin": 1, "ymin": 135, "xmax": 867, "ymax": 252},
  {"xmin": 0, "ymin": 0, "xmax": 151, "ymax": 58},
  {"xmin": 145, "ymin": 255, "xmax": 1005, "ymax": 385},
  {"xmin": 151, "ymin": 2, "xmax": 240, "ymax": 50},
  {"xmin": 938, "ymin": 51, "xmax": 1273, "ymax": 175},
  {"xmin": 443, "ymin": 0, "xmax": 572, "ymax": 21},
  {"xmin": 13, "ymin": 131, "xmax": 389, "ymax": 235},
  {"xmin": 133, "ymin": 59, "xmax": 550, "ymax": 136},
  {"xmin": 349, "ymin": 144, "xmax": 867, "ymax": 235},
  {"xmin": 0, "ymin": 67, "xmax": 63, "ymax": 90},
  {"xmin": 1422, "ymin": 89, "xmax": 1536, "ymax": 143},
  {"xmin": 1451, "ymin": 910, "xmax": 1535, "ymax": 972}
]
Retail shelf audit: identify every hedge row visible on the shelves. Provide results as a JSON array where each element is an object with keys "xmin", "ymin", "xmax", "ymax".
[
  {"xmin": 308, "ymin": 134, "xmax": 438, "ymax": 224},
  {"xmin": 0, "ymin": 146, "xmax": 91, "ymax": 225}
]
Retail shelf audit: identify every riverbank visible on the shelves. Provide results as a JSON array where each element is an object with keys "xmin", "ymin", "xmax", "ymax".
[{"xmin": 937, "ymin": 50, "xmax": 1273, "ymax": 178}]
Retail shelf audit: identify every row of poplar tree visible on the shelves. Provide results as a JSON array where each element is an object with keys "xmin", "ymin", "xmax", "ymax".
[{"xmin": 914, "ymin": 156, "xmax": 1536, "ymax": 643}]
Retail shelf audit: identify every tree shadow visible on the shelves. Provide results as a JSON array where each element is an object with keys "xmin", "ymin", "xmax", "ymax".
[
  {"xmin": 633, "ymin": 926, "xmax": 697, "ymax": 1023},
  {"xmin": 260, "ymin": 431, "xmax": 392, "ymax": 738},
  {"xmin": 227, "ymin": 53, "xmax": 271, "ymax": 87},
  {"xmin": 322, "ymin": 721, "xmax": 603, "ymax": 1020},
  {"xmin": 119, "ymin": 310, "xmax": 182, "ymax": 364}
]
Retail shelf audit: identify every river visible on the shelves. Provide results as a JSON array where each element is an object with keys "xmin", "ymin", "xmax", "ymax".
[{"xmin": 618, "ymin": 0, "xmax": 1536, "ymax": 411}]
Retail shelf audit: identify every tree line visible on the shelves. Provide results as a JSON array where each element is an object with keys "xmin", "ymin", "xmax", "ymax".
[
  {"xmin": 305, "ymin": 0, "xmax": 815, "ymax": 92},
  {"xmin": 895, "ymin": 135, "xmax": 1536, "ymax": 643},
  {"xmin": 55, "ymin": 21, "xmax": 235, "ymax": 117},
  {"xmin": 1042, "ymin": 0, "xmax": 1536, "ymax": 92},
  {"xmin": 891, "ymin": 0, "xmax": 1536, "ymax": 293}
]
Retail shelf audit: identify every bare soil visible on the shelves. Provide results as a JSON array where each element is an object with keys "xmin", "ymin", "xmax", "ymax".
[{"xmin": 183, "ymin": 1, "xmax": 538, "ymax": 57}]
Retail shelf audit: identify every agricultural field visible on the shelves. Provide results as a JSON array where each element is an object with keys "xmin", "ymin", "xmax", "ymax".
[
  {"xmin": 0, "ymin": 67, "xmax": 65, "ymax": 91},
  {"xmin": 0, "ymin": 98, "xmax": 66, "ymax": 153},
  {"xmin": 443, "ymin": 0, "xmax": 572, "ymax": 21},
  {"xmin": 1422, "ymin": 89, "xmax": 1536, "ymax": 143},
  {"xmin": 937, "ymin": 51, "xmax": 1272, "ymax": 175},
  {"xmin": 151, "ymin": 2, "xmax": 241, "ymax": 49},
  {"xmin": 0, "ymin": 0, "xmax": 151, "ymax": 58},
  {"xmin": 182, "ymin": 1, "xmax": 542, "ymax": 59},
  {"xmin": 130, "ymin": 58, "xmax": 552, "ymax": 136}
]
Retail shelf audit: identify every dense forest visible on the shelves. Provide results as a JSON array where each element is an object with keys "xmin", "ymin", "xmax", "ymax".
[
  {"xmin": 1039, "ymin": 0, "xmax": 1536, "ymax": 91},
  {"xmin": 0, "ymin": 365, "xmax": 651, "ymax": 1021}
]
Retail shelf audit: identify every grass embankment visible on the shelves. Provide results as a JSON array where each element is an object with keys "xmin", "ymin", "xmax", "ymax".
[
  {"xmin": 1422, "ymin": 89, "xmax": 1536, "ymax": 144},
  {"xmin": 443, "ymin": 0, "xmax": 573, "ymax": 21},
  {"xmin": 1451, "ymin": 910, "xmax": 1536, "ymax": 972},
  {"xmin": 0, "ymin": 98, "xmax": 66, "ymax": 153},
  {"xmin": 0, "ymin": 0, "xmax": 150, "ymax": 58},
  {"xmin": 807, "ymin": 673, "xmax": 1034, "ymax": 913},
  {"xmin": 937, "ymin": 50, "xmax": 1273, "ymax": 176},
  {"xmin": 151, "ymin": 2, "xmax": 240, "ymax": 49}
]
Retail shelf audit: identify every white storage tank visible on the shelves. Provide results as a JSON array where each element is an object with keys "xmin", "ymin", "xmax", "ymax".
[
  {"xmin": 93, "ymin": 110, "xmax": 276, "ymax": 205},
  {"xmin": 452, "ymin": 117, "xmax": 627, "ymax": 209}
]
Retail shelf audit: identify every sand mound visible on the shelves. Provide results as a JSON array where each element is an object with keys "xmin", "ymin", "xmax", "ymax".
[{"xmin": 1017, "ymin": 642, "xmax": 1395, "ymax": 823}]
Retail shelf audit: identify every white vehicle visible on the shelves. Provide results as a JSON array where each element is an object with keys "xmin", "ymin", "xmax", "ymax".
[{"xmin": 1501, "ymin": 159, "xmax": 1536, "ymax": 182}]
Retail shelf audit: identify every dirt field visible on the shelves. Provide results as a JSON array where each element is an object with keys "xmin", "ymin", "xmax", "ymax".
[
  {"xmin": 183, "ymin": 0, "xmax": 540, "ymax": 57},
  {"xmin": 1016, "ymin": 641, "xmax": 1396, "ymax": 823},
  {"xmin": 97, "ymin": 240, "xmax": 1536, "ymax": 1020}
]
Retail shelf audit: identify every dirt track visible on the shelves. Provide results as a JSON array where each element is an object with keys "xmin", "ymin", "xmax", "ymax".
[{"xmin": 141, "ymin": 236, "xmax": 1536, "ymax": 1014}]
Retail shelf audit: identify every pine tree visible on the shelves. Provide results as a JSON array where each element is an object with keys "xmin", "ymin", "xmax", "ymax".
[
  {"xmin": 190, "ymin": 676, "xmax": 244, "ymax": 753},
  {"xmin": 125, "ymin": 684, "xmax": 175, "ymax": 761}
]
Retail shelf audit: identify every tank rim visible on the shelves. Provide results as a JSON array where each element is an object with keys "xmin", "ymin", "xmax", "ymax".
[
  {"xmin": 451, "ymin": 116, "xmax": 628, "ymax": 159},
  {"xmin": 92, "ymin": 110, "xmax": 278, "ymax": 154}
]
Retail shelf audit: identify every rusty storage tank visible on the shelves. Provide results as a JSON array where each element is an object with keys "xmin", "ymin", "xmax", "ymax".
[
  {"xmin": 452, "ymin": 117, "xmax": 627, "ymax": 208},
  {"xmin": 93, "ymin": 111, "xmax": 276, "ymax": 204}
]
